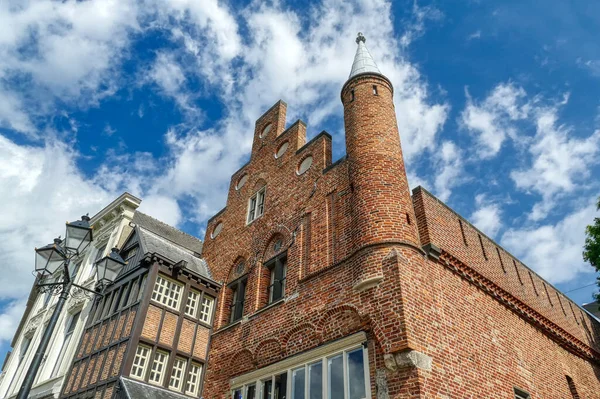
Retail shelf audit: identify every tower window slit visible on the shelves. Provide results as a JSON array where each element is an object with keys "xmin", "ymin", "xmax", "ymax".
[
  {"xmin": 458, "ymin": 219, "xmax": 468, "ymax": 246},
  {"xmin": 406, "ymin": 212, "xmax": 411, "ymax": 225},
  {"xmin": 496, "ymin": 247, "xmax": 506, "ymax": 273},
  {"xmin": 478, "ymin": 234, "xmax": 487, "ymax": 260},
  {"xmin": 528, "ymin": 272, "xmax": 539, "ymax": 296},
  {"xmin": 373, "ymin": 85, "xmax": 378, "ymax": 95},
  {"xmin": 350, "ymin": 90, "xmax": 355, "ymax": 102}
]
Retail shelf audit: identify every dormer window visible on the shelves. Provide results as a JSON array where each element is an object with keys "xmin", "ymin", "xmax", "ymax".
[{"xmin": 247, "ymin": 187, "xmax": 266, "ymax": 224}]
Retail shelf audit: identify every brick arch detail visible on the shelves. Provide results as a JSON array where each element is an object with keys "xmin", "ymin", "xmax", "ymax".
[
  {"xmin": 282, "ymin": 323, "xmax": 322, "ymax": 357},
  {"xmin": 229, "ymin": 348, "xmax": 255, "ymax": 376},
  {"xmin": 254, "ymin": 338, "xmax": 283, "ymax": 368},
  {"xmin": 227, "ymin": 254, "xmax": 250, "ymax": 283},
  {"xmin": 318, "ymin": 304, "xmax": 368, "ymax": 343}
]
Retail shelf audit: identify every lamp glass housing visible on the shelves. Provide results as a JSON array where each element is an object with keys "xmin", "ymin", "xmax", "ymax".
[
  {"xmin": 65, "ymin": 216, "xmax": 93, "ymax": 254},
  {"xmin": 95, "ymin": 248, "xmax": 125, "ymax": 285},
  {"xmin": 35, "ymin": 243, "xmax": 66, "ymax": 277}
]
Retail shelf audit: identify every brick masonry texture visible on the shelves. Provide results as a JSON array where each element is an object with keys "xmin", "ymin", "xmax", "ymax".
[{"xmin": 200, "ymin": 69, "xmax": 600, "ymax": 399}]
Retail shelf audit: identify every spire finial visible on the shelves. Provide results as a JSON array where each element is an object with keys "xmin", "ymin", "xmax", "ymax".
[
  {"xmin": 356, "ymin": 32, "xmax": 366, "ymax": 44},
  {"xmin": 347, "ymin": 32, "xmax": 381, "ymax": 79}
]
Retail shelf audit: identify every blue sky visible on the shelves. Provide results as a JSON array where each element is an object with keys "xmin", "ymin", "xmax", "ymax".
[{"xmin": 0, "ymin": 0, "xmax": 599, "ymax": 361}]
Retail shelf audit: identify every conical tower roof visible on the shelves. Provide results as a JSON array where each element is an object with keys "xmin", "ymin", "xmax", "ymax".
[{"xmin": 348, "ymin": 32, "xmax": 382, "ymax": 79}]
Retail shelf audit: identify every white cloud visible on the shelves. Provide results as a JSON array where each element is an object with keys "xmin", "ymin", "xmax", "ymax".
[
  {"xmin": 461, "ymin": 83, "xmax": 528, "ymax": 158},
  {"xmin": 0, "ymin": 135, "xmax": 113, "ymax": 300},
  {"xmin": 502, "ymin": 199, "xmax": 599, "ymax": 284},
  {"xmin": 467, "ymin": 30, "xmax": 481, "ymax": 40},
  {"xmin": 432, "ymin": 141, "xmax": 465, "ymax": 202},
  {"xmin": 0, "ymin": 300, "xmax": 26, "ymax": 343},
  {"xmin": 470, "ymin": 194, "xmax": 502, "ymax": 238},
  {"xmin": 511, "ymin": 108, "xmax": 600, "ymax": 220}
]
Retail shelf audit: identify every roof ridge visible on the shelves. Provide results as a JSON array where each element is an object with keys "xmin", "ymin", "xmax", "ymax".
[{"xmin": 134, "ymin": 211, "xmax": 202, "ymax": 251}]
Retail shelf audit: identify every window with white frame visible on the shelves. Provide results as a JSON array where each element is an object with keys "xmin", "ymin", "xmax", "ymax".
[
  {"xmin": 247, "ymin": 187, "xmax": 266, "ymax": 224},
  {"xmin": 185, "ymin": 289, "xmax": 199, "ymax": 318},
  {"xmin": 131, "ymin": 345, "xmax": 151, "ymax": 380},
  {"xmin": 231, "ymin": 341, "xmax": 369, "ymax": 399},
  {"xmin": 199, "ymin": 295, "xmax": 214, "ymax": 323},
  {"xmin": 51, "ymin": 311, "xmax": 80, "ymax": 377},
  {"xmin": 149, "ymin": 350, "xmax": 169, "ymax": 385},
  {"xmin": 152, "ymin": 275, "xmax": 183, "ymax": 311},
  {"xmin": 169, "ymin": 357, "xmax": 187, "ymax": 392},
  {"xmin": 185, "ymin": 362, "xmax": 203, "ymax": 396}
]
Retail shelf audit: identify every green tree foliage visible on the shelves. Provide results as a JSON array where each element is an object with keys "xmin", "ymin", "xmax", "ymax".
[{"xmin": 583, "ymin": 197, "xmax": 600, "ymax": 301}]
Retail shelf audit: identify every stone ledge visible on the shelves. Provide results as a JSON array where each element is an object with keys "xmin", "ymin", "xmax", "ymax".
[
  {"xmin": 384, "ymin": 349, "xmax": 432, "ymax": 372},
  {"xmin": 352, "ymin": 276, "xmax": 384, "ymax": 292}
]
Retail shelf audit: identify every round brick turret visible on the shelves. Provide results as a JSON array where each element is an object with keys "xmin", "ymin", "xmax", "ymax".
[{"xmin": 341, "ymin": 34, "xmax": 420, "ymax": 254}]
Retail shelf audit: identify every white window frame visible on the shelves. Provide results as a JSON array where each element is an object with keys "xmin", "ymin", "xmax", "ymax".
[
  {"xmin": 185, "ymin": 289, "xmax": 199, "ymax": 318},
  {"xmin": 50, "ymin": 310, "xmax": 81, "ymax": 378},
  {"xmin": 185, "ymin": 362, "xmax": 203, "ymax": 396},
  {"xmin": 169, "ymin": 357, "xmax": 187, "ymax": 392},
  {"xmin": 149, "ymin": 350, "xmax": 169, "ymax": 386},
  {"xmin": 152, "ymin": 275, "xmax": 183, "ymax": 311},
  {"xmin": 131, "ymin": 345, "xmax": 151, "ymax": 381},
  {"xmin": 230, "ymin": 333, "xmax": 370, "ymax": 399},
  {"xmin": 247, "ymin": 187, "xmax": 266, "ymax": 224},
  {"xmin": 199, "ymin": 295, "xmax": 214, "ymax": 324}
]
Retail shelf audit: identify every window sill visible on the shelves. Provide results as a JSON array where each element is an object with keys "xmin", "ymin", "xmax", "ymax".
[
  {"xmin": 213, "ymin": 298, "xmax": 285, "ymax": 336},
  {"xmin": 245, "ymin": 213, "xmax": 264, "ymax": 226},
  {"xmin": 215, "ymin": 319, "xmax": 243, "ymax": 334},
  {"xmin": 251, "ymin": 298, "xmax": 285, "ymax": 319}
]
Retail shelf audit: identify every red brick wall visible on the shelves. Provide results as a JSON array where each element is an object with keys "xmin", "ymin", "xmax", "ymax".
[
  {"xmin": 413, "ymin": 186, "xmax": 600, "ymax": 353},
  {"xmin": 201, "ymin": 76, "xmax": 600, "ymax": 399}
]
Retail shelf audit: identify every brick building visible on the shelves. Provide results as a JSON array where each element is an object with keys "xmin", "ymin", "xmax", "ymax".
[
  {"xmin": 60, "ymin": 211, "xmax": 219, "ymax": 399},
  {"xmin": 200, "ymin": 33, "xmax": 600, "ymax": 398}
]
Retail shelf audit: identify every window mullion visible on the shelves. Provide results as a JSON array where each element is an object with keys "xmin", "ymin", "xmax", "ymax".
[
  {"xmin": 322, "ymin": 357, "xmax": 327, "ymax": 399},
  {"xmin": 343, "ymin": 350, "xmax": 349, "ymax": 399}
]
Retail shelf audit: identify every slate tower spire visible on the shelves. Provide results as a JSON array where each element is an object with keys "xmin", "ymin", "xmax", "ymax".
[{"xmin": 341, "ymin": 33, "xmax": 420, "ymax": 268}]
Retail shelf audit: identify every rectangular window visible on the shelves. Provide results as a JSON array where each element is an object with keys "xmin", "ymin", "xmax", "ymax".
[
  {"xmin": 51, "ymin": 311, "xmax": 80, "ymax": 377},
  {"xmin": 169, "ymin": 357, "xmax": 187, "ymax": 392},
  {"xmin": 514, "ymin": 388, "xmax": 530, "ymax": 399},
  {"xmin": 308, "ymin": 361, "xmax": 323, "ymax": 399},
  {"xmin": 185, "ymin": 290, "xmax": 200, "ymax": 318},
  {"xmin": 199, "ymin": 295, "xmax": 214, "ymax": 323},
  {"xmin": 267, "ymin": 253, "xmax": 287, "ymax": 304},
  {"xmin": 131, "ymin": 345, "xmax": 151, "ymax": 380},
  {"xmin": 69, "ymin": 261, "xmax": 82, "ymax": 281},
  {"xmin": 18, "ymin": 336, "xmax": 32, "ymax": 364},
  {"xmin": 149, "ymin": 350, "xmax": 169, "ymax": 385},
  {"xmin": 185, "ymin": 362, "xmax": 203, "ymax": 396},
  {"xmin": 247, "ymin": 187, "xmax": 266, "ymax": 223},
  {"xmin": 123, "ymin": 245, "xmax": 138, "ymax": 263},
  {"xmin": 152, "ymin": 275, "xmax": 183, "ymax": 311},
  {"xmin": 232, "ymin": 341, "xmax": 369, "ymax": 399},
  {"xmin": 230, "ymin": 279, "xmax": 247, "ymax": 323}
]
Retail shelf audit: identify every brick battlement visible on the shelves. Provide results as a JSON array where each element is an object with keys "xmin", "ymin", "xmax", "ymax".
[{"xmin": 412, "ymin": 185, "xmax": 600, "ymax": 356}]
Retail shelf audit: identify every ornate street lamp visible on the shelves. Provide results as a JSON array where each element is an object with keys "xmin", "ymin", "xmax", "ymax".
[{"xmin": 17, "ymin": 215, "xmax": 117, "ymax": 399}]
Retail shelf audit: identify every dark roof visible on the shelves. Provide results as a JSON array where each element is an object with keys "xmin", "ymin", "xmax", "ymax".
[
  {"xmin": 133, "ymin": 212, "xmax": 203, "ymax": 255},
  {"xmin": 137, "ymin": 227, "xmax": 212, "ymax": 280},
  {"xmin": 583, "ymin": 301, "xmax": 600, "ymax": 319},
  {"xmin": 120, "ymin": 377, "xmax": 191, "ymax": 399}
]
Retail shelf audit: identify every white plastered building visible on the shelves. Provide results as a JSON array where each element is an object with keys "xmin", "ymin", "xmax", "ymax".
[{"xmin": 0, "ymin": 193, "xmax": 142, "ymax": 399}]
